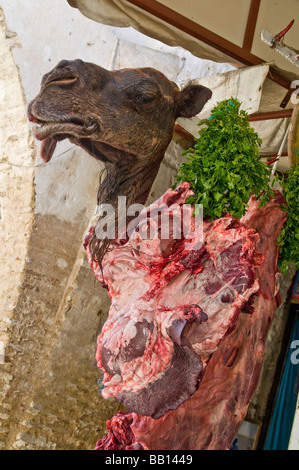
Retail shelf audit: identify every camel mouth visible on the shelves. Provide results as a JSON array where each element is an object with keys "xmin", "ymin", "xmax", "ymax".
[
  {"xmin": 29, "ymin": 110, "xmax": 98, "ymax": 138},
  {"xmin": 28, "ymin": 112, "xmax": 99, "ymax": 162},
  {"xmin": 30, "ymin": 116, "xmax": 92, "ymax": 140},
  {"xmin": 33, "ymin": 120, "xmax": 82, "ymax": 140}
]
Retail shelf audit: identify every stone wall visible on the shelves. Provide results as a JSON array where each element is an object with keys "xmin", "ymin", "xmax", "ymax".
[{"xmin": 0, "ymin": 8, "xmax": 36, "ymax": 447}]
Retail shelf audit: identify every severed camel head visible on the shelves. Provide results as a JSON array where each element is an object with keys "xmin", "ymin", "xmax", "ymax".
[{"xmin": 28, "ymin": 59, "xmax": 212, "ymax": 261}]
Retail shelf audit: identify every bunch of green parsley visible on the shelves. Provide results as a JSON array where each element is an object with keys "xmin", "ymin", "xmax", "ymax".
[
  {"xmin": 277, "ymin": 164, "xmax": 299, "ymax": 274},
  {"xmin": 175, "ymin": 97, "xmax": 298, "ymax": 273}
]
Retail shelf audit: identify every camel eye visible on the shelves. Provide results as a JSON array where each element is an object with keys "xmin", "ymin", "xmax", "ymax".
[
  {"xmin": 139, "ymin": 94, "xmax": 155, "ymax": 104},
  {"xmin": 126, "ymin": 81, "xmax": 159, "ymax": 105}
]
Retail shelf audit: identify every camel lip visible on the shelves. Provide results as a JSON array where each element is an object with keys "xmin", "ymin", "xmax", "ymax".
[
  {"xmin": 32, "ymin": 122, "xmax": 58, "ymax": 141},
  {"xmin": 30, "ymin": 115, "xmax": 90, "ymax": 141},
  {"xmin": 28, "ymin": 112, "xmax": 45, "ymax": 125},
  {"xmin": 28, "ymin": 107, "xmax": 87, "ymax": 128}
]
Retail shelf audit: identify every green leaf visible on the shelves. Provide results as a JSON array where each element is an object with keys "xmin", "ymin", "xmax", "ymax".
[
  {"xmin": 175, "ymin": 97, "xmax": 274, "ymax": 221},
  {"xmin": 175, "ymin": 97, "xmax": 298, "ymax": 273},
  {"xmin": 277, "ymin": 163, "xmax": 299, "ymax": 272}
]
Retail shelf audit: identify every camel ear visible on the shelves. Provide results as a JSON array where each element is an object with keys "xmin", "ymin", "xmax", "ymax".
[{"xmin": 176, "ymin": 84, "xmax": 212, "ymax": 118}]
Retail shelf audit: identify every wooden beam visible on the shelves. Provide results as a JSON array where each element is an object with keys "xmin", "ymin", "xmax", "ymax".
[
  {"xmin": 174, "ymin": 109, "xmax": 293, "ymax": 140},
  {"xmin": 126, "ymin": 0, "xmax": 291, "ymax": 89},
  {"xmin": 248, "ymin": 109, "xmax": 293, "ymax": 121},
  {"xmin": 243, "ymin": 0, "xmax": 261, "ymax": 51}
]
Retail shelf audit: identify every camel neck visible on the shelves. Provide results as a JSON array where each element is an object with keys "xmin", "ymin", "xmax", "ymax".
[{"xmin": 79, "ymin": 138, "xmax": 164, "ymax": 208}]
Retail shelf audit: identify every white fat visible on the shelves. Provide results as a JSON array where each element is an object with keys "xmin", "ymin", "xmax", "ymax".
[{"xmin": 122, "ymin": 319, "xmax": 137, "ymax": 344}]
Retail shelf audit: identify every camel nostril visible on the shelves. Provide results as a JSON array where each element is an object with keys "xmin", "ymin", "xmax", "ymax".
[
  {"xmin": 49, "ymin": 59, "xmax": 78, "ymax": 85},
  {"xmin": 44, "ymin": 71, "xmax": 78, "ymax": 88}
]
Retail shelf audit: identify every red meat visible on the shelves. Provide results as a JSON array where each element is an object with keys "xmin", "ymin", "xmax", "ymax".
[{"xmin": 87, "ymin": 184, "xmax": 286, "ymax": 450}]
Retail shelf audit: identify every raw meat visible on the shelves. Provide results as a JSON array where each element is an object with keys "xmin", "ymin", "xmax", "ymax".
[{"xmin": 86, "ymin": 183, "xmax": 286, "ymax": 449}]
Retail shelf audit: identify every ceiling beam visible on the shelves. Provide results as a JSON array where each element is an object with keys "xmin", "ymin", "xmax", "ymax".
[
  {"xmin": 126, "ymin": 0, "xmax": 291, "ymax": 89},
  {"xmin": 248, "ymin": 109, "xmax": 293, "ymax": 121},
  {"xmin": 174, "ymin": 109, "xmax": 292, "ymax": 141},
  {"xmin": 243, "ymin": 0, "xmax": 261, "ymax": 51}
]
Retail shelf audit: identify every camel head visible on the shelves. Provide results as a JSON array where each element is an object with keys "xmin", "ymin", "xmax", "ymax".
[{"xmin": 28, "ymin": 59, "xmax": 212, "ymax": 262}]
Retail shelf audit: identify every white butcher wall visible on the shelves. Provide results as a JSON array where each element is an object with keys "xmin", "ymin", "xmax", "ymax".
[{"xmin": 0, "ymin": 0, "xmax": 296, "ymax": 450}]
